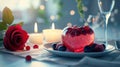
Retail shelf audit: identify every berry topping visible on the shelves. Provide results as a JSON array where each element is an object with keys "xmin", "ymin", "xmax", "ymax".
[
  {"xmin": 52, "ymin": 43, "xmax": 57, "ymax": 50},
  {"xmin": 84, "ymin": 26, "xmax": 90, "ymax": 30},
  {"xmin": 67, "ymin": 28, "xmax": 72, "ymax": 33},
  {"xmin": 25, "ymin": 46, "xmax": 30, "ymax": 51},
  {"xmin": 83, "ymin": 26, "xmax": 93, "ymax": 34},
  {"xmin": 52, "ymin": 43, "xmax": 67, "ymax": 51},
  {"xmin": 94, "ymin": 44, "xmax": 105, "ymax": 52},
  {"xmin": 33, "ymin": 45, "xmax": 39, "ymax": 49},
  {"xmin": 102, "ymin": 44, "xmax": 106, "ymax": 49},
  {"xmin": 84, "ymin": 45, "xmax": 93, "ymax": 52},
  {"xmin": 58, "ymin": 46, "xmax": 66, "ymax": 51},
  {"xmin": 70, "ymin": 29, "xmax": 81, "ymax": 37},
  {"xmin": 84, "ymin": 43, "xmax": 106, "ymax": 52},
  {"xmin": 91, "ymin": 43, "xmax": 97, "ymax": 48},
  {"xmin": 81, "ymin": 27, "xmax": 86, "ymax": 35},
  {"xmin": 55, "ymin": 43, "xmax": 64, "ymax": 50},
  {"xmin": 84, "ymin": 44, "xmax": 96, "ymax": 52},
  {"xmin": 25, "ymin": 55, "xmax": 32, "ymax": 61}
]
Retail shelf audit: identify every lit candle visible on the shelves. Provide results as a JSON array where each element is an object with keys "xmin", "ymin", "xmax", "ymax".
[
  {"xmin": 34, "ymin": 22, "xmax": 38, "ymax": 33},
  {"xmin": 29, "ymin": 22, "xmax": 43, "ymax": 45},
  {"xmin": 43, "ymin": 23, "xmax": 62, "ymax": 43}
]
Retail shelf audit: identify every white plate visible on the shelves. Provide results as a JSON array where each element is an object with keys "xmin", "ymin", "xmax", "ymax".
[{"xmin": 44, "ymin": 42, "xmax": 115, "ymax": 58}]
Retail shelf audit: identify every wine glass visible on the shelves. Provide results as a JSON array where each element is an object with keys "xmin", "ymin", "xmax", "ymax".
[{"xmin": 98, "ymin": 0, "xmax": 115, "ymax": 46}]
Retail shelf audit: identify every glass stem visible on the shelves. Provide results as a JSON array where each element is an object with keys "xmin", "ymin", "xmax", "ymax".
[
  {"xmin": 104, "ymin": 12, "xmax": 111, "ymax": 46},
  {"xmin": 105, "ymin": 17, "xmax": 108, "ymax": 47}
]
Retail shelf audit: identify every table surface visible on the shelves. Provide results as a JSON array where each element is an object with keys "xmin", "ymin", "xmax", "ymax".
[
  {"xmin": 0, "ymin": 52, "xmax": 67, "ymax": 67},
  {"xmin": 0, "ymin": 40, "xmax": 120, "ymax": 67}
]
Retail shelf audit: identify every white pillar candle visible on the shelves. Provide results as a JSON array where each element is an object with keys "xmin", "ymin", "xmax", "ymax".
[
  {"xmin": 29, "ymin": 22, "xmax": 43, "ymax": 45},
  {"xmin": 43, "ymin": 23, "xmax": 62, "ymax": 43},
  {"xmin": 29, "ymin": 33, "xmax": 43, "ymax": 45}
]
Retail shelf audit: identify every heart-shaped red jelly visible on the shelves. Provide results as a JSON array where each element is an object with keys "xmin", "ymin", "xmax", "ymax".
[{"xmin": 62, "ymin": 26, "xmax": 95, "ymax": 52}]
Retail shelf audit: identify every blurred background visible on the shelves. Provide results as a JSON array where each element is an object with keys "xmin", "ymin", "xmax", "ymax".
[{"xmin": 0, "ymin": 0, "xmax": 120, "ymax": 40}]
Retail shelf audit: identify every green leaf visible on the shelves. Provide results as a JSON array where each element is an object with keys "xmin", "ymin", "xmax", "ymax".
[
  {"xmin": 0, "ymin": 38, "xmax": 3, "ymax": 41},
  {"xmin": 0, "ymin": 22, "xmax": 7, "ymax": 31},
  {"xmin": 2, "ymin": 7, "xmax": 14, "ymax": 25},
  {"xmin": 76, "ymin": 0, "xmax": 84, "ymax": 18}
]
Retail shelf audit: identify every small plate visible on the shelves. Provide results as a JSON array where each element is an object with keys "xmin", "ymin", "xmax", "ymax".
[{"xmin": 44, "ymin": 42, "xmax": 115, "ymax": 58}]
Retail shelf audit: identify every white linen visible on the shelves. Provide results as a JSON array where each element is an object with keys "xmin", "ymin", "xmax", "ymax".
[{"xmin": 1, "ymin": 41, "xmax": 120, "ymax": 67}]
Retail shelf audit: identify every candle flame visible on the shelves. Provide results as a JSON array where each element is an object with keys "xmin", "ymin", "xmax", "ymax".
[
  {"xmin": 51, "ymin": 23, "xmax": 55, "ymax": 30},
  {"xmin": 34, "ymin": 22, "xmax": 38, "ymax": 33}
]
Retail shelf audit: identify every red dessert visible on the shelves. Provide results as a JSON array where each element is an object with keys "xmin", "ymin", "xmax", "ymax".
[{"xmin": 62, "ymin": 25, "xmax": 95, "ymax": 52}]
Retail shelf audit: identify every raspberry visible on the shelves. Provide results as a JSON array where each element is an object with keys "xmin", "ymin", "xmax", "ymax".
[
  {"xmin": 25, "ymin": 46, "xmax": 30, "ymax": 51},
  {"xmin": 87, "ymin": 28, "xmax": 94, "ymax": 34},
  {"xmin": 84, "ymin": 26, "xmax": 90, "ymax": 30},
  {"xmin": 70, "ymin": 29, "xmax": 77, "ymax": 37},
  {"xmin": 33, "ymin": 45, "xmax": 39, "ymax": 49},
  {"xmin": 80, "ymin": 27, "xmax": 87, "ymax": 35},
  {"xmin": 70, "ymin": 28, "xmax": 81, "ymax": 37},
  {"xmin": 67, "ymin": 28, "xmax": 72, "ymax": 32},
  {"xmin": 25, "ymin": 55, "xmax": 31, "ymax": 61},
  {"xmin": 83, "ymin": 26, "xmax": 94, "ymax": 34}
]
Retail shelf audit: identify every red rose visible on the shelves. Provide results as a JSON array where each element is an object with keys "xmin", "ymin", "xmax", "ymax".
[{"xmin": 3, "ymin": 24, "xmax": 29, "ymax": 51}]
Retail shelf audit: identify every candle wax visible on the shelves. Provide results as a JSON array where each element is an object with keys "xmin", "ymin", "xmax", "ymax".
[
  {"xmin": 43, "ymin": 29, "xmax": 62, "ymax": 43},
  {"xmin": 29, "ymin": 33, "xmax": 43, "ymax": 45}
]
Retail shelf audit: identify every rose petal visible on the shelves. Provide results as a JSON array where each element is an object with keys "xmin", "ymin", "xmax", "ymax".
[
  {"xmin": 5, "ymin": 24, "xmax": 22, "ymax": 37},
  {"xmin": 3, "ymin": 24, "xmax": 29, "ymax": 51},
  {"xmin": 11, "ymin": 30, "xmax": 22, "ymax": 41},
  {"xmin": 13, "ymin": 34, "xmax": 22, "ymax": 45},
  {"xmin": 4, "ymin": 37, "xmax": 17, "ymax": 51}
]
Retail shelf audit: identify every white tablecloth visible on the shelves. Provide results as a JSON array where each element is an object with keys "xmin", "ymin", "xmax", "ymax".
[{"xmin": 0, "ymin": 41, "xmax": 120, "ymax": 67}]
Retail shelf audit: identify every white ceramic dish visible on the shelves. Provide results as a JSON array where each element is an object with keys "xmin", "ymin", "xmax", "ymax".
[{"xmin": 44, "ymin": 41, "xmax": 115, "ymax": 58}]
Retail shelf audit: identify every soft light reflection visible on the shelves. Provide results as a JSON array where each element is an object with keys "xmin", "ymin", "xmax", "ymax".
[
  {"xmin": 50, "ymin": 15, "xmax": 55, "ymax": 21},
  {"xmin": 67, "ymin": 22, "xmax": 72, "ymax": 27},
  {"xmin": 84, "ymin": 22, "xmax": 88, "ymax": 26},
  {"xmin": 114, "ymin": 9, "xmax": 118, "ymax": 14},
  {"xmin": 0, "ymin": 0, "xmax": 40, "ymax": 11},
  {"xmin": 70, "ymin": 10, "xmax": 75, "ymax": 15},
  {"xmin": 34, "ymin": 22, "xmax": 38, "ymax": 33},
  {"xmin": 31, "ymin": 62, "xmax": 49, "ymax": 67},
  {"xmin": 40, "ymin": 5, "xmax": 45, "ymax": 10},
  {"xmin": 45, "ymin": 0, "xmax": 48, "ymax": 2},
  {"xmin": 99, "ymin": 1, "xmax": 102, "ymax": 7},
  {"xmin": 106, "ymin": 44, "xmax": 115, "ymax": 50},
  {"xmin": 83, "ymin": 6, "xmax": 88, "ymax": 11}
]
